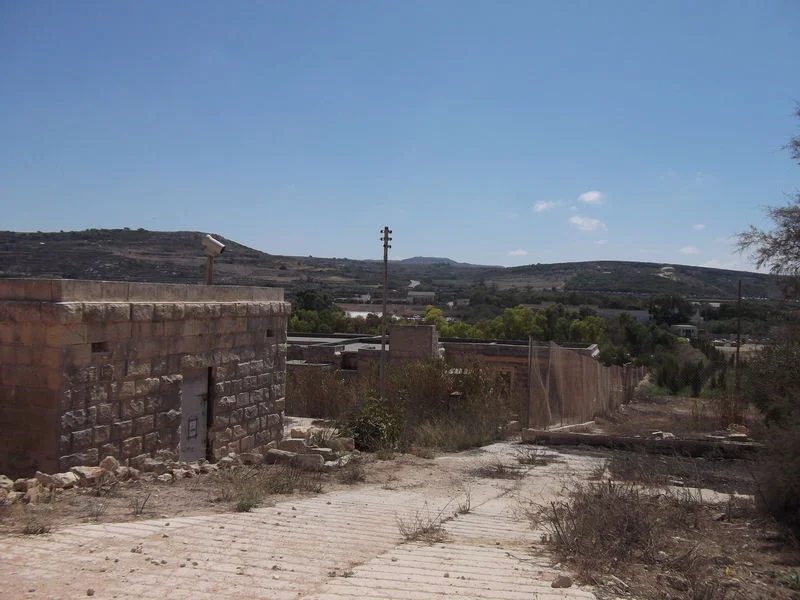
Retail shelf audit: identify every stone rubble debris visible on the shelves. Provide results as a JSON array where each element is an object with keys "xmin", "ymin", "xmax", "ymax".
[{"xmin": 0, "ymin": 426, "xmax": 357, "ymax": 506}]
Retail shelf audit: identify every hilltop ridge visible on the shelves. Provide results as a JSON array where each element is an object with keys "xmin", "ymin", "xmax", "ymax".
[{"xmin": 0, "ymin": 229, "xmax": 783, "ymax": 300}]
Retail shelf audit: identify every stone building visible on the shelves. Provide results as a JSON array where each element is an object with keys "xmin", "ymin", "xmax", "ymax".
[{"xmin": 0, "ymin": 279, "xmax": 289, "ymax": 478}]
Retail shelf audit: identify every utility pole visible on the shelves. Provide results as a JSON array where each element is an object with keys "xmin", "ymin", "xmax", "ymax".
[
  {"xmin": 734, "ymin": 279, "xmax": 742, "ymax": 394},
  {"xmin": 379, "ymin": 226, "xmax": 392, "ymax": 400}
]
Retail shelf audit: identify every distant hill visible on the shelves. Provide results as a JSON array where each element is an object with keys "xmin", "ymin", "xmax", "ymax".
[
  {"xmin": 0, "ymin": 229, "xmax": 785, "ymax": 300},
  {"xmin": 395, "ymin": 256, "xmax": 492, "ymax": 267}
]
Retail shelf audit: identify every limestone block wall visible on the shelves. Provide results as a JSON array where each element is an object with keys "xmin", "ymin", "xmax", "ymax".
[
  {"xmin": 389, "ymin": 325, "xmax": 439, "ymax": 361},
  {"xmin": 0, "ymin": 280, "xmax": 289, "ymax": 478}
]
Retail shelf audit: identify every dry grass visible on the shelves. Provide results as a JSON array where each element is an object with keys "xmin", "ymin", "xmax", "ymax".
[
  {"xmin": 19, "ymin": 506, "xmax": 53, "ymax": 535},
  {"xmin": 213, "ymin": 465, "xmax": 323, "ymax": 512},
  {"xmin": 396, "ymin": 501, "xmax": 451, "ymax": 543},
  {"xmin": 336, "ymin": 457, "xmax": 367, "ymax": 485},
  {"xmin": 523, "ymin": 476, "xmax": 783, "ymax": 599},
  {"xmin": 514, "ymin": 445, "xmax": 555, "ymax": 467},
  {"xmin": 470, "ymin": 459, "xmax": 524, "ymax": 480}
]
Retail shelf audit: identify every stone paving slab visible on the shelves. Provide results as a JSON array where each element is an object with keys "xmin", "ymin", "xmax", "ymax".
[{"xmin": 1, "ymin": 444, "xmax": 601, "ymax": 600}]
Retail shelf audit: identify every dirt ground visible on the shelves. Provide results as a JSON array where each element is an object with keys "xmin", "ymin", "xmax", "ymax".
[
  {"xmin": 593, "ymin": 394, "xmax": 768, "ymax": 441},
  {"xmin": 2, "ymin": 403, "xmax": 799, "ymax": 599}
]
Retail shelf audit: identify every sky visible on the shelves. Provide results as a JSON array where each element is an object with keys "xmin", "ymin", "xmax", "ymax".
[{"xmin": 1, "ymin": 2, "xmax": 798, "ymax": 271}]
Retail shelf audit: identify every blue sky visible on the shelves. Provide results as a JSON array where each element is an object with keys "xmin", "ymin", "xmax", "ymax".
[{"xmin": 1, "ymin": 2, "xmax": 798, "ymax": 271}]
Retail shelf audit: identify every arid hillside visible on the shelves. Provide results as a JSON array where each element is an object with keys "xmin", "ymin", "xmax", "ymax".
[{"xmin": 0, "ymin": 229, "xmax": 784, "ymax": 299}]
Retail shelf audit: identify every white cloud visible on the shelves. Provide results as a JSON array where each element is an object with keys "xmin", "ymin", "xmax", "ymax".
[
  {"xmin": 596, "ymin": 239, "xmax": 608, "ymax": 245},
  {"xmin": 533, "ymin": 200, "xmax": 557, "ymax": 213},
  {"xmin": 578, "ymin": 190, "xmax": 605, "ymax": 204},
  {"xmin": 569, "ymin": 215, "xmax": 608, "ymax": 232},
  {"xmin": 692, "ymin": 224, "xmax": 706, "ymax": 230},
  {"xmin": 679, "ymin": 246, "xmax": 700, "ymax": 255},
  {"xmin": 508, "ymin": 249, "xmax": 528, "ymax": 257}
]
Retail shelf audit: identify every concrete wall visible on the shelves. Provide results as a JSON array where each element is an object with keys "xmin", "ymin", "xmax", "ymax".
[
  {"xmin": 389, "ymin": 325, "xmax": 439, "ymax": 362},
  {"xmin": 0, "ymin": 279, "xmax": 289, "ymax": 478}
]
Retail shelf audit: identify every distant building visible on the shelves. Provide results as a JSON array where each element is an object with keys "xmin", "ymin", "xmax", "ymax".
[
  {"xmin": 670, "ymin": 324, "xmax": 698, "ymax": 339},
  {"xmin": 454, "ymin": 298, "xmax": 470, "ymax": 307},
  {"xmin": 595, "ymin": 308, "xmax": 650, "ymax": 325},
  {"xmin": 407, "ymin": 291, "xmax": 435, "ymax": 304}
]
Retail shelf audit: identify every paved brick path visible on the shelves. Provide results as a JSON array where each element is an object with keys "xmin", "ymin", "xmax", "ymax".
[{"xmin": 1, "ymin": 444, "xmax": 600, "ymax": 600}]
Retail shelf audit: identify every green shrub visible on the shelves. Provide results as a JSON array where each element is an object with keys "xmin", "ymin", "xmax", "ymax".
[
  {"xmin": 756, "ymin": 420, "xmax": 800, "ymax": 540},
  {"xmin": 339, "ymin": 397, "xmax": 402, "ymax": 452}
]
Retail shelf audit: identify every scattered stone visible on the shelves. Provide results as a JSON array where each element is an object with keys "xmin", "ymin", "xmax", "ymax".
[
  {"xmin": 131, "ymin": 544, "xmax": 143, "ymax": 553},
  {"xmin": 87, "ymin": 589, "xmax": 95, "ymax": 596},
  {"xmin": 290, "ymin": 428, "xmax": 307, "ymax": 439},
  {"xmin": 51, "ymin": 472, "xmax": 80, "ymax": 489},
  {"xmin": 305, "ymin": 447, "xmax": 337, "ymax": 461},
  {"xmin": 24, "ymin": 483, "xmax": 48, "ymax": 504},
  {"xmin": 140, "ymin": 459, "xmax": 168, "ymax": 475},
  {"xmin": 5, "ymin": 491, "xmax": 23, "ymax": 504},
  {"xmin": 0, "ymin": 475, "xmax": 13, "ymax": 490},
  {"xmin": 239, "ymin": 452, "xmax": 264, "ymax": 465},
  {"xmin": 156, "ymin": 473, "xmax": 174, "ymax": 483},
  {"xmin": 662, "ymin": 432, "xmax": 676, "ymax": 440},
  {"xmin": 99, "ymin": 456, "xmax": 120, "ymax": 472},
  {"xmin": 278, "ymin": 439, "xmax": 309, "ymax": 453},
  {"xmin": 292, "ymin": 453, "xmax": 324, "ymax": 471},
  {"xmin": 265, "ymin": 449, "xmax": 297, "ymax": 465},
  {"xmin": 13, "ymin": 478, "xmax": 29, "ymax": 492},
  {"xmin": 217, "ymin": 456, "xmax": 235, "ymax": 469},
  {"xmin": 551, "ymin": 575, "xmax": 573, "ymax": 589},
  {"xmin": 35, "ymin": 471, "xmax": 57, "ymax": 487},
  {"xmin": 70, "ymin": 466, "xmax": 108, "ymax": 486}
]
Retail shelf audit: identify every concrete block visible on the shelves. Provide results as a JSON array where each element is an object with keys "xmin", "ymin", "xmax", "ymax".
[
  {"xmin": 264, "ymin": 448, "xmax": 296, "ymax": 465},
  {"xmin": 305, "ymin": 447, "xmax": 338, "ymax": 461},
  {"xmin": 293, "ymin": 453, "xmax": 323, "ymax": 471},
  {"xmin": 278, "ymin": 438, "xmax": 308, "ymax": 453}
]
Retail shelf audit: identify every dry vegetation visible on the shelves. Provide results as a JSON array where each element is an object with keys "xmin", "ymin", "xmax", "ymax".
[
  {"xmin": 524, "ymin": 447, "xmax": 799, "ymax": 599},
  {"xmin": 288, "ymin": 359, "xmax": 515, "ymax": 454}
]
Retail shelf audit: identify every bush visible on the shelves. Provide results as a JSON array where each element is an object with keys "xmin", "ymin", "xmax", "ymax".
[
  {"xmin": 286, "ymin": 367, "xmax": 367, "ymax": 419},
  {"xmin": 756, "ymin": 420, "xmax": 800, "ymax": 540},
  {"xmin": 744, "ymin": 337, "xmax": 800, "ymax": 539},
  {"xmin": 529, "ymin": 479, "xmax": 703, "ymax": 575},
  {"xmin": 339, "ymin": 397, "xmax": 402, "ymax": 452}
]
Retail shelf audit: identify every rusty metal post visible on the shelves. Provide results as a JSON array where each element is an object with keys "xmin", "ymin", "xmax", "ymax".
[{"xmin": 205, "ymin": 255, "xmax": 214, "ymax": 285}]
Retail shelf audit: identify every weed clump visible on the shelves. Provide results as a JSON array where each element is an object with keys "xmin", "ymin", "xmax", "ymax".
[
  {"xmin": 529, "ymin": 480, "xmax": 704, "ymax": 574},
  {"xmin": 214, "ymin": 465, "xmax": 323, "ymax": 511},
  {"xmin": 396, "ymin": 501, "xmax": 450, "ymax": 543}
]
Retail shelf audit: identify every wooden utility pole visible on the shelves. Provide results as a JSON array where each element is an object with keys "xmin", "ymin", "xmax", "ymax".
[
  {"xmin": 734, "ymin": 279, "xmax": 742, "ymax": 393},
  {"xmin": 379, "ymin": 226, "xmax": 392, "ymax": 399}
]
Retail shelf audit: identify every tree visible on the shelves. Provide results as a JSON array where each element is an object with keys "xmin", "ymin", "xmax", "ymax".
[
  {"xmin": 737, "ymin": 106, "xmax": 800, "ymax": 539},
  {"xmin": 649, "ymin": 294, "xmax": 694, "ymax": 326},
  {"xmin": 738, "ymin": 105, "xmax": 800, "ymax": 279}
]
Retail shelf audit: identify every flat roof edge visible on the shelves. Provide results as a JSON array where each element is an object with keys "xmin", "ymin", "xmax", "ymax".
[{"xmin": 0, "ymin": 278, "xmax": 284, "ymax": 302}]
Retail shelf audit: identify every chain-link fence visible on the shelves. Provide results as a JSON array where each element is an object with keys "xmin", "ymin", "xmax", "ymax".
[{"xmin": 528, "ymin": 341, "xmax": 646, "ymax": 429}]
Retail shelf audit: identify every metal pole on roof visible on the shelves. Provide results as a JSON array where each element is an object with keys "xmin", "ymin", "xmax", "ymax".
[{"xmin": 379, "ymin": 226, "xmax": 392, "ymax": 399}]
